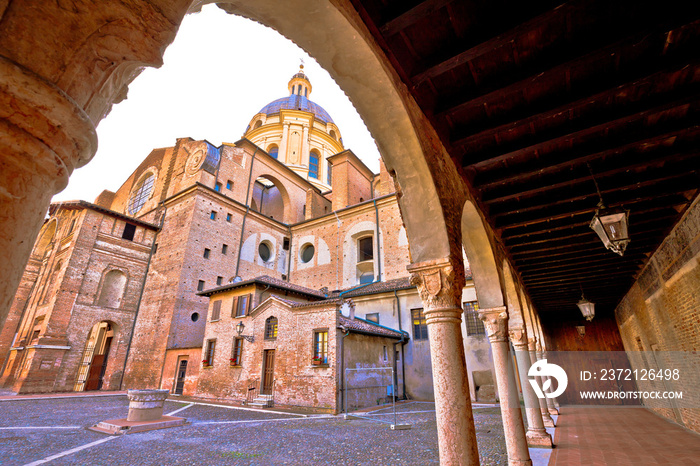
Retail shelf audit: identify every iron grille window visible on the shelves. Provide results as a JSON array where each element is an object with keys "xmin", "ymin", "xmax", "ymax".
[
  {"xmin": 412, "ymin": 308, "xmax": 428, "ymax": 340},
  {"xmin": 463, "ymin": 301, "xmax": 485, "ymax": 336},
  {"xmin": 265, "ymin": 316, "xmax": 278, "ymax": 340},
  {"xmin": 231, "ymin": 338, "xmax": 243, "ymax": 366},
  {"xmin": 314, "ymin": 330, "xmax": 328, "ymax": 364}
]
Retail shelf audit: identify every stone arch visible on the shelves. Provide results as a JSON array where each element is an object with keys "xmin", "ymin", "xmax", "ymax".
[
  {"xmin": 213, "ymin": 0, "xmax": 456, "ymax": 266},
  {"xmin": 502, "ymin": 260, "xmax": 525, "ymax": 330},
  {"xmin": 96, "ymin": 268, "xmax": 128, "ymax": 308},
  {"xmin": 461, "ymin": 201, "xmax": 504, "ymax": 309},
  {"xmin": 250, "ymin": 174, "xmax": 290, "ymax": 222}
]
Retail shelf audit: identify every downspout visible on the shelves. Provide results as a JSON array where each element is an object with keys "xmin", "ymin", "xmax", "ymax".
[
  {"xmin": 338, "ymin": 324, "xmax": 350, "ymax": 414},
  {"xmin": 394, "ymin": 289, "xmax": 408, "ymax": 400},
  {"xmin": 285, "ymin": 224, "xmax": 292, "ymax": 282},
  {"xmin": 373, "ymin": 199, "xmax": 382, "ymax": 282},
  {"xmin": 120, "ymin": 204, "xmax": 165, "ymax": 390},
  {"xmin": 234, "ymin": 148, "xmax": 259, "ymax": 278},
  {"xmin": 333, "ymin": 210, "xmax": 342, "ymax": 290}
]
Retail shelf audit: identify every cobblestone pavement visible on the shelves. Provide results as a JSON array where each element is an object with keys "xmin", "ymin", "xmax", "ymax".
[{"xmin": 0, "ymin": 396, "xmax": 508, "ymax": 465}]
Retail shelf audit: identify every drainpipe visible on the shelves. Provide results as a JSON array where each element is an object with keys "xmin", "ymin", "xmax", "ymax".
[
  {"xmin": 234, "ymin": 148, "xmax": 259, "ymax": 278},
  {"xmin": 372, "ymin": 199, "xmax": 382, "ymax": 282},
  {"xmin": 120, "ymin": 204, "xmax": 166, "ymax": 390},
  {"xmin": 394, "ymin": 289, "xmax": 408, "ymax": 400},
  {"xmin": 338, "ymin": 324, "xmax": 350, "ymax": 414},
  {"xmin": 285, "ymin": 224, "xmax": 292, "ymax": 282},
  {"xmin": 333, "ymin": 211, "xmax": 342, "ymax": 290}
]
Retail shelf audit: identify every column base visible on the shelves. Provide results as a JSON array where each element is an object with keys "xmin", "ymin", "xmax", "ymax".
[
  {"xmin": 541, "ymin": 413, "xmax": 555, "ymax": 427},
  {"xmin": 526, "ymin": 430, "xmax": 553, "ymax": 448},
  {"xmin": 509, "ymin": 460, "xmax": 533, "ymax": 466}
]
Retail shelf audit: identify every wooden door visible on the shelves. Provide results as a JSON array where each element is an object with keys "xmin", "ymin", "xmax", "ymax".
[
  {"xmin": 262, "ymin": 350, "xmax": 275, "ymax": 395},
  {"xmin": 85, "ymin": 354, "xmax": 105, "ymax": 391},
  {"xmin": 174, "ymin": 360, "xmax": 188, "ymax": 395}
]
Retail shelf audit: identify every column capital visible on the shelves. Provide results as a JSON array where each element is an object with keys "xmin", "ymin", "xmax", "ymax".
[
  {"xmin": 478, "ymin": 306, "xmax": 508, "ymax": 342},
  {"xmin": 527, "ymin": 338, "xmax": 537, "ymax": 352},
  {"xmin": 408, "ymin": 258, "xmax": 464, "ymax": 323},
  {"xmin": 508, "ymin": 326, "xmax": 528, "ymax": 349}
]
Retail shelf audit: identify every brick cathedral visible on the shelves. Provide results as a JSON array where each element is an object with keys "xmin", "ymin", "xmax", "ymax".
[{"xmin": 0, "ymin": 68, "xmax": 491, "ymax": 413}]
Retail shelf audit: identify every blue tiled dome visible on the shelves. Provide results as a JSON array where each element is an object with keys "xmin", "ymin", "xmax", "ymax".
[{"xmin": 258, "ymin": 95, "xmax": 334, "ymax": 124}]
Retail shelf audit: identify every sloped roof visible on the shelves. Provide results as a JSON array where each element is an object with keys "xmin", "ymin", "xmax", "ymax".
[
  {"xmin": 330, "ymin": 277, "xmax": 416, "ymax": 299},
  {"xmin": 339, "ymin": 315, "xmax": 405, "ymax": 339},
  {"xmin": 197, "ymin": 274, "xmax": 327, "ymax": 299}
]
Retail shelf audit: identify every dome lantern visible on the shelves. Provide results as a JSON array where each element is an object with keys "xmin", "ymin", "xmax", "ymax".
[{"xmin": 288, "ymin": 64, "xmax": 312, "ymax": 98}]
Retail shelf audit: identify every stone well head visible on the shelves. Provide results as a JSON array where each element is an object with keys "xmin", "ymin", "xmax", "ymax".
[{"xmin": 126, "ymin": 389, "xmax": 170, "ymax": 422}]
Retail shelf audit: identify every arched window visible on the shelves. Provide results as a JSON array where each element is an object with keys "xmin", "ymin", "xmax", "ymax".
[
  {"xmin": 329, "ymin": 130, "xmax": 337, "ymax": 140},
  {"xmin": 265, "ymin": 316, "xmax": 278, "ymax": 340},
  {"xmin": 267, "ymin": 145, "xmax": 279, "ymax": 160},
  {"xmin": 128, "ymin": 173, "xmax": 154, "ymax": 215},
  {"xmin": 42, "ymin": 260, "xmax": 63, "ymax": 304},
  {"xmin": 254, "ymin": 120, "xmax": 263, "ymax": 129},
  {"xmin": 309, "ymin": 150, "xmax": 320, "ymax": 179},
  {"xmin": 97, "ymin": 270, "xmax": 127, "ymax": 308}
]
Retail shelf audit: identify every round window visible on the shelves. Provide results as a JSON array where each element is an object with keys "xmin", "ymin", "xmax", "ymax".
[
  {"xmin": 259, "ymin": 242, "xmax": 272, "ymax": 262},
  {"xmin": 300, "ymin": 244, "xmax": 315, "ymax": 263},
  {"xmin": 191, "ymin": 312, "xmax": 199, "ymax": 322}
]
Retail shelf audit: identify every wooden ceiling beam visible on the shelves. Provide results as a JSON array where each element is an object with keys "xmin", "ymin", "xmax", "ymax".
[{"xmin": 379, "ymin": 0, "xmax": 454, "ymax": 37}]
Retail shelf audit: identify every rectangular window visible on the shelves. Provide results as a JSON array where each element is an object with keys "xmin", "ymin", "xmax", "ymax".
[
  {"xmin": 153, "ymin": 243, "xmax": 158, "ymax": 255},
  {"xmin": 211, "ymin": 300, "xmax": 221, "ymax": 321},
  {"xmin": 226, "ymin": 180, "xmax": 233, "ymax": 190},
  {"xmin": 204, "ymin": 339, "xmax": 216, "ymax": 366},
  {"xmin": 358, "ymin": 237, "xmax": 373, "ymax": 262},
  {"xmin": 122, "ymin": 223, "xmax": 136, "ymax": 241},
  {"xmin": 210, "ymin": 211, "xmax": 217, "ymax": 220},
  {"xmin": 222, "ymin": 244, "xmax": 228, "ymax": 254},
  {"xmin": 215, "ymin": 182, "xmax": 222, "ymax": 192},
  {"xmin": 216, "ymin": 276, "xmax": 223, "ymax": 286},
  {"xmin": 197, "ymin": 280, "xmax": 205, "ymax": 292},
  {"xmin": 383, "ymin": 345, "xmax": 388, "ymax": 361},
  {"xmin": 283, "ymin": 237, "xmax": 290, "ymax": 250},
  {"xmin": 314, "ymin": 330, "xmax": 328, "ymax": 364},
  {"xmin": 463, "ymin": 301, "xmax": 485, "ymax": 336},
  {"xmin": 235, "ymin": 294, "xmax": 250, "ymax": 317},
  {"xmin": 412, "ymin": 308, "xmax": 428, "ymax": 340},
  {"xmin": 365, "ymin": 313, "xmax": 379, "ymax": 324},
  {"xmin": 327, "ymin": 162, "xmax": 332, "ymax": 185},
  {"xmin": 203, "ymin": 248, "xmax": 211, "ymax": 259},
  {"xmin": 231, "ymin": 338, "xmax": 243, "ymax": 366},
  {"xmin": 226, "ymin": 213, "xmax": 232, "ymax": 222},
  {"xmin": 30, "ymin": 330, "xmax": 40, "ymax": 344}
]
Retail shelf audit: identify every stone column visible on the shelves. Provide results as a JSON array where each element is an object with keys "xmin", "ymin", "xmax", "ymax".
[
  {"xmin": 538, "ymin": 347, "xmax": 560, "ymax": 416},
  {"xmin": 480, "ymin": 308, "xmax": 531, "ymax": 466},
  {"xmin": 408, "ymin": 258, "xmax": 479, "ymax": 465},
  {"xmin": 279, "ymin": 122, "xmax": 290, "ymax": 164},
  {"xmin": 301, "ymin": 123, "xmax": 310, "ymax": 167},
  {"xmin": 0, "ymin": 57, "xmax": 96, "ymax": 331},
  {"xmin": 528, "ymin": 339, "xmax": 555, "ymax": 427},
  {"xmin": 510, "ymin": 328, "xmax": 553, "ymax": 448}
]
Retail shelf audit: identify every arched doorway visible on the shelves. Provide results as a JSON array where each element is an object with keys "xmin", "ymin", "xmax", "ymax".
[{"xmin": 74, "ymin": 321, "xmax": 115, "ymax": 392}]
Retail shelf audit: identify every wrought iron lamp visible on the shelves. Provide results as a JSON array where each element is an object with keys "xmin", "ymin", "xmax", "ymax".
[
  {"xmin": 236, "ymin": 321, "xmax": 254, "ymax": 343},
  {"xmin": 576, "ymin": 292, "xmax": 595, "ymax": 322},
  {"xmin": 587, "ymin": 164, "xmax": 630, "ymax": 256}
]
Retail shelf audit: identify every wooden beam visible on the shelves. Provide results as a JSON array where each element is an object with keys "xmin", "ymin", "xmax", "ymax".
[{"xmin": 380, "ymin": 0, "xmax": 454, "ymax": 37}]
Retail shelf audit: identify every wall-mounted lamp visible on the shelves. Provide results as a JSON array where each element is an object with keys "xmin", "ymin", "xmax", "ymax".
[
  {"xmin": 236, "ymin": 321, "xmax": 254, "ymax": 343},
  {"xmin": 588, "ymin": 164, "xmax": 630, "ymax": 256}
]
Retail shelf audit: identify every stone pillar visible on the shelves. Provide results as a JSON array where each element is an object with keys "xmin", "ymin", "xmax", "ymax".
[
  {"xmin": 538, "ymin": 348, "xmax": 560, "ymax": 416},
  {"xmin": 510, "ymin": 328, "xmax": 553, "ymax": 448},
  {"xmin": 279, "ymin": 122, "xmax": 290, "ymax": 164},
  {"xmin": 480, "ymin": 308, "xmax": 531, "ymax": 466},
  {"xmin": 301, "ymin": 123, "xmax": 310, "ymax": 167},
  {"xmin": 408, "ymin": 258, "xmax": 479, "ymax": 465},
  {"xmin": 528, "ymin": 339, "xmax": 555, "ymax": 427},
  {"xmin": 0, "ymin": 57, "xmax": 96, "ymax": 331}
]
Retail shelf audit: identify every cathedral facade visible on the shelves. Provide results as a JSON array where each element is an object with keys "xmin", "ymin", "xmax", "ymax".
[{"xmin": 0, "ymin": 69, "xmax": 493, "ymax": 411}]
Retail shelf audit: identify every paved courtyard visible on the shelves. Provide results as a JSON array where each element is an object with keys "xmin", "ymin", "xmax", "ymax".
[{"xmin": 0, "ymin": 395, "xmax": 509, "ymax": 465}]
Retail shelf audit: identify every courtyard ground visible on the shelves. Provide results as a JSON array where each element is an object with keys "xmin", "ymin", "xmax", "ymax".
[{"xmin": 0, "ymin": 394, "xmax": 510, "ymax": 465}]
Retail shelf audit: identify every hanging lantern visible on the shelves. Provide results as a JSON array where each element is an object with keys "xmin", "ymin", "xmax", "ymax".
[
  {"xmin": 590, "ymin": 201, "xmax": 630, "ymax": 256},
  {"xmin": 576, "ymin": 294, "xmax": 595, "ymax": 321}
]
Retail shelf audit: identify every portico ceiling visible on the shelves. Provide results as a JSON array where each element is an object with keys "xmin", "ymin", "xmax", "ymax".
[{"xmin": 351, "ymin": 0, "xmax": 700, "ymax": 319}]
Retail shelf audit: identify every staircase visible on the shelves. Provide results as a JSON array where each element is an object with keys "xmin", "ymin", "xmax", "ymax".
[{"xmin": 248, "ymin": 394, "xmax": 274, "ymax": 408}]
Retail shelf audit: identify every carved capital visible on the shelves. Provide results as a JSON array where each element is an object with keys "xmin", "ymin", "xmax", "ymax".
[
  {"xmin": 408, "ymin": 258, "xmax": 464, "ymax": 315},
  {"xmin": 508, "ymin": 326, "xmax": 528, "ymax": 348},
  {"xmin": 527, "ymin": 337, "xmax": 537, "ymax": 352},
  {"xmin": 478, "ymin": 306, "xmax": 508, "ymax": 342}
]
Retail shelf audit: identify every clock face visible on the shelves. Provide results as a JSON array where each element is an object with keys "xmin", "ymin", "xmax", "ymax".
[{"xmin": 186, "ymin": 147, "xmax": 205, "ymax": 175}]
